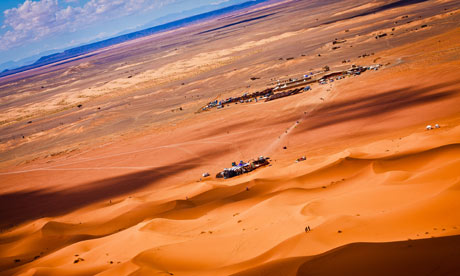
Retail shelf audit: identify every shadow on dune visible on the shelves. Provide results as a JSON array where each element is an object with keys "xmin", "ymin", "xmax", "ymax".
[
  {"xmin": 294, "ymin": 81, "xmax": 459, "ymax": 132},
  {"xmin": 322, "ymin": 0, "xmax": 430, "ymax": 26},
  {"xmin": 0, "ymin": 151, "xmax": 221, "ymax": 230},
  {"xmin": 233, "ymin": 234, "xmax": 460, "ymax": 276},
  {"xmin": 198, "ymin": 13, "xmax": 276, "ymax": 34}
]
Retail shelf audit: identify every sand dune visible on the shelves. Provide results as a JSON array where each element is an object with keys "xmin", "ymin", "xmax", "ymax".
[
  {"xmin": 233, "ymin": 235, "xmax": 460, "ymax": 276},
  {"xmin": 4, "ymin": 131, "xmax": 457, "ymax": 275}
]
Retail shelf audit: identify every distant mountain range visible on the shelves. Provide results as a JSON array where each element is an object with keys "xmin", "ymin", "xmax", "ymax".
[
  {"xmin": 0, "ymin": 49, "xmax": 61, "ymax": 73},
  {"xmin": 0, "ymin": 0, "xmax": 269, "ymax": 78}
]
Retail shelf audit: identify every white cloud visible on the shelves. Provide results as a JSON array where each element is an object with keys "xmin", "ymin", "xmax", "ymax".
[
  {"xmin": 0, "ymin": 0, "xmax": 177, "ymax": 50},
  {"xmin": 211, "ymin": 0, "xmax": 230, "ymax": 5}
]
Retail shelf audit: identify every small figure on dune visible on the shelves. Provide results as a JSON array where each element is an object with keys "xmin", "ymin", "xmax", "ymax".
[
  {"xmin": 296, "ymin": 156, "xmax": 307, "ymax": 163},
  {"xmin": 305, "ymin": 226, "xmax": 311, "ymax": 232},
  {"xmin": 426, "ymin": 124, "xmax": 440, "ymax": 130}
]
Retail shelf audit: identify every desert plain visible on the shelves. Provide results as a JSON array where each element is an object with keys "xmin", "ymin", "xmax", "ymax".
[{"xmin": 1, "ymin": 0, "xmax": 460, "ymax": 275}]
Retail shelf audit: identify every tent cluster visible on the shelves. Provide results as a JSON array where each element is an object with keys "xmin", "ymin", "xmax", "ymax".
[
  {"xmin": 319, "ymin": 64, "xmax": 381, "ymax": 85},
  {"xmin": 200, "ymin": 64, "xmax": 382, "ymax": 111},
  {"xmin": 202, "ymin": 88, "xmax": 274, "ymax": 111},
  {"xmin": 273, "ymin": 75, "xmax": 318, "ymax": 92},
  {"xmin": 216, "ymin": 156, "xmax": 270, "ymax": 179}
]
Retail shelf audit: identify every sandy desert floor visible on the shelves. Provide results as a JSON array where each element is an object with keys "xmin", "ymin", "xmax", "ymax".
[{"xmin": 1, "ymin": 0, "xmax": 460, "ymax": 275}]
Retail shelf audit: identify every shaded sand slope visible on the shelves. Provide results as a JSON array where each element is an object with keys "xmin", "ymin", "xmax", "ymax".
[{"xmin": 233, "ymin": 235, "xmax": 460, "ymax": 276}]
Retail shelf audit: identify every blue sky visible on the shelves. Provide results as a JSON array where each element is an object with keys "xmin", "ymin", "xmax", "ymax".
[{"xmin": 0, "ymin": 0, "xmax": 242, "ymax": 66}]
